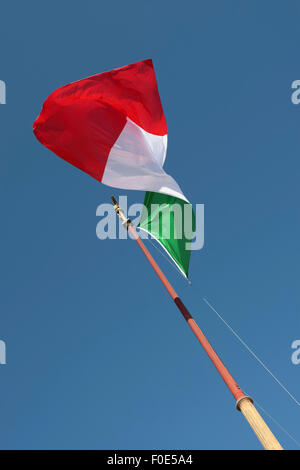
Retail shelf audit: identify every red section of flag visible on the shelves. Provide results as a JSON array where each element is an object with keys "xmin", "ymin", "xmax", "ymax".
[{"xmin": 33, "ymin": 59, "xmax": 166, "ymax": 181}]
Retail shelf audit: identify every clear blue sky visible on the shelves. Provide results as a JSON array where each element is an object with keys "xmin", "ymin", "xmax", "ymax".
[{"xmin": 0, "ymin": 1, "xmax": 299, "ymax": 450}]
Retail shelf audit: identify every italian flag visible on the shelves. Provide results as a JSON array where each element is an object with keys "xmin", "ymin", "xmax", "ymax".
[{"xmin": 33, "ymin": 59, "xmax": 193, "ymax": 277}]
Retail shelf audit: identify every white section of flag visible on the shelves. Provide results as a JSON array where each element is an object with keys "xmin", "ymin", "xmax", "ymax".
[{"xmin": 102, "ymin": 118, "xmax": 188, "ymax": 201}]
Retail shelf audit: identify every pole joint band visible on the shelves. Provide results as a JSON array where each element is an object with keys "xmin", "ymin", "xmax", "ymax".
[{"xmin": 236, "ymin": 395, "xmax": 254, "ymax": 411}]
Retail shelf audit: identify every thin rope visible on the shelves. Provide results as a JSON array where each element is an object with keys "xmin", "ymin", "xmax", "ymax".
[
  {"xmin": 244, "ymin": 393, "xmax": 300, "ymax": 448},
  {"xmin": 146, "ymin": 235, "xmax": 192, "ymax": 285},
  {"xmin": 202, "ymin": 297, "xmax": 300, "ymax": 408},
  {"xmin": 255, "ymin": 401, "xmax": 300, "ymax": 448}
]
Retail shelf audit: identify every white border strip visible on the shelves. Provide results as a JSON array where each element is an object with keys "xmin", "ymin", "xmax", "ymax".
[{"xmin": 138, "ymin": 226, "xmax": 189, "ymax": 280}]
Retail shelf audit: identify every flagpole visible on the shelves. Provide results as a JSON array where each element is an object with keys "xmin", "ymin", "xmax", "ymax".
[{"xmin": 111, "ymin": 196, "xmax": 283, "ymax": 450}]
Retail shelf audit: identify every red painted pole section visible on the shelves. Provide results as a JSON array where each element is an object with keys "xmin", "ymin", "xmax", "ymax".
[{"xmin": 128, "ymin": 224, "xmax": 246, "ymax": 403}]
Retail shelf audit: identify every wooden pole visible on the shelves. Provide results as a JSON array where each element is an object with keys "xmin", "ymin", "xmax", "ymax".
[
  {"xmin": 237, "ymin": 397, "xmax": 283, "ymax": 450},
  {"xmin": 111, "ymin": 196, "xmax": 283, "ymax": 450}
]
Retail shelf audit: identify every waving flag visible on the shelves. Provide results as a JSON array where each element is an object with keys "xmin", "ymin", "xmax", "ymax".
[
  {"xmin": 33, "ymin": 59, "xmax": 186, "ymax": 201},
  {"xmin": 33, "ymin": 59, "xmax": 193, "ymax": 277}
]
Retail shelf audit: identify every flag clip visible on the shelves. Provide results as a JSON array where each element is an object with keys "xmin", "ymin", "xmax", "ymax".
[{"xmin": 111, "ymin": 196, "xmax": 132, "ymax": 230}]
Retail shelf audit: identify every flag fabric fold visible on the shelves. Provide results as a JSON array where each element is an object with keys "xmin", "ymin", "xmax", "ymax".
[{"xmin": 138, "ymin": 192, "xmax": 195, "ymax": 278}]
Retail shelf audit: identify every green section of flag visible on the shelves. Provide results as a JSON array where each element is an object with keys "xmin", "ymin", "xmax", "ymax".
[{"xmin": 138, "ymin": 192, "xmax": 195, "ymax": 278}]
